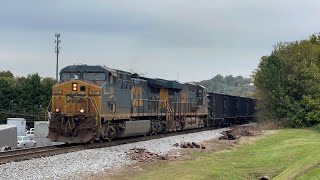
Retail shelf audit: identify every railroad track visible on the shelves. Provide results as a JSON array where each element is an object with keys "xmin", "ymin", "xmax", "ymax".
[
  {"xmin": 0, "ymin": 124, "xmax": 255, "ymax": 165},
  {"xmin": 0, "ymin": 145, "xmax": 80, "ymax": 165}
]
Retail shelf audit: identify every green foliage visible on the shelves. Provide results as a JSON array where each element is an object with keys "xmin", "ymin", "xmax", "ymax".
[
  {"xmin": 0, "ymin": 70, "xmax": 14, "ymax": 78},
  {"xmin": 196, "ymin": 74, "xmax": 254, "ymax": 97},
  {"xmin": 253, "ymin": 34, "xmax": 320, "ymax": 127},
  {"xmin": 126, "ymin": 129, "xmax": 320, "ymax": 180},
  {"xmin": 314, "ymin": 124, "xmax": 320, "ymax": 131},
  {"xmin": 0, "ymin": 71, "xmax": 56, "ymax": 123}
]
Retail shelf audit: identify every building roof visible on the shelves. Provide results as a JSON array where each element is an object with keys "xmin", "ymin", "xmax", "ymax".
[{"xmin": 0, "ymin": 125, "xmax": 17, "ymax": 131}]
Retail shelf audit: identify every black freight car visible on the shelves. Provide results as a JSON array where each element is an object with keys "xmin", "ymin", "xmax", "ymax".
[
  {"xmin": 237, "ymin": 97, "xmax": 249, "ymax": 124},
  {"xmin": 226, "ymin": 95, "xmax": 237, "ymax": 124},
  {"xmin": 247, "ymin": 98, "xmax": 256, "ymax": 121},
  {"xmin": 208, "ymin": 92, "xmax": 256, "ymax": 127},
  {"xmin": 207, "ymin": 93, "xmax": 225, "ymax": 127}
]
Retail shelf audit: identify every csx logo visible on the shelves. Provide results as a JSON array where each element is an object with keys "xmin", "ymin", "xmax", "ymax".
[{"xmin": 66, "ymin": 94, "xmax": 86, "ymax": 103}]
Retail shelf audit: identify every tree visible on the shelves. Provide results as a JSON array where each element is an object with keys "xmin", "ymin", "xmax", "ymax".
[
  {"xmin": 41, "ymin": 77, "xmax": 56, "ymax": 111},
  {"xmin": 253, "ymin": 35, "xmax": 320, "ymax": 127},
  {"xmin": 0, "ymin": 71, "xmax": 14, "ymax": 78},
  {"xmin": 225, "ymin": 75, "xmax": 234, "ymax": 86},
  {"xmin": 0, "ymin": 72, "xmax": 57, "ymax": 123},
  {"xmin": 211, "ymin": 74, "xmax": 224, "ymax": 84},
  {"xmin": 0, "ymin": 77, "xmax": 17, "ymax": 110},
  {"xmin": 234, "ymin": 76, "xmax": 244, "ymax": 86},
  {"xmin": 197, "ymin": 75, "xmax": 254, "ymax": 97},
  {"xmin": 18, "ymin": 74, "xmax": 43, "ymax": 114}
]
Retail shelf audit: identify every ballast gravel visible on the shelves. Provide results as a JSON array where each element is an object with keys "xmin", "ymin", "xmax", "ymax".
[{"xmin": 0, "ymin": 128, "xmax": 227, "ymax": 180}]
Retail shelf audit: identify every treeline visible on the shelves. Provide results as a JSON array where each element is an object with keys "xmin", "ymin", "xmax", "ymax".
[
  {"xmin": 0, "ymin": 71, "xmax": 56, "ymax": 123},
  {"xmin": 196, "ymin": 75, "xmax": 255, "ymax": 97},
  {"xmin": 253, "ymin": 33, "xmax": 320, "ymax": 127}
]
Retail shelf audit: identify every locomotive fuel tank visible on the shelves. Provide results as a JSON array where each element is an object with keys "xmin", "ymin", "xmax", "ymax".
[{"xmin": 117, "ymin": 120, "xmax": 151, "ymax": 138}]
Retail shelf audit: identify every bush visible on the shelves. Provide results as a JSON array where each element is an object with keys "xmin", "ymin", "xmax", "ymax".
[
  {"xmin": 253, "ymin": 33, "xmax": 320, "ymax": 127},
  {"xmin": 257, "ymin": 119, "xmax": 284, "ymax": 130},
  {"xmin": 314, "ymin": 124, "xmax": 320, "ymax": 131}
]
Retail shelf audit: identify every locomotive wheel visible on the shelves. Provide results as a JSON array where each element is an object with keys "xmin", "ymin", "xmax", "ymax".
[
  {"xmin": 149, "ymin": 131, "xmax": 157, "ymax": 136},
  {"xmin": 106, "ymin": 133, "xmax": 113, "ymax": 142},
  {"xmin": 95, "ymin": 138, "xmax": 103, "ymax": 143},
  {"xmin": 89, "ymin": 139, "xmax": 94, "ymax": 144},
  {"xmin": 104, "ymin": 127, "xmax": 115, "ymax": 142}
]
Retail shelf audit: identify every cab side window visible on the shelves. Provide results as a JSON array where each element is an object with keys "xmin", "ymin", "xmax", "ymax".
[{"xmin": 111, "ymin": 104, "xmax": 116, "ymax": 113}]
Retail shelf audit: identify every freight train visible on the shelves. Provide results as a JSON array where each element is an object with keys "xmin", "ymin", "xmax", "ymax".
[{"xmin": 48, "ymin": 65, "xmax": 255, "ymax": 144}]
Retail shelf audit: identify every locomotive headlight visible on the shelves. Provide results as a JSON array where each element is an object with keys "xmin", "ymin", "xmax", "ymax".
[
  {"xmin": 72, "ymin": 83, "xmax": 77, "ymax": 91},
  {"xmin": 79, "ymin": 108, "xmax": 85, "ymax": 114},
  {"xmin": 55, "ymin": 108, "xmax": 61, "ymax": 113}
]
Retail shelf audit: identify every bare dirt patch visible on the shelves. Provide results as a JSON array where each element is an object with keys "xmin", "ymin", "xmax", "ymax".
[
  {"xmin": 125, "ymin": 148, "xmax": 181, "ymax": 162},
  {"xmin": 219, "ymin": 124, "xmax": 262, "ymax": 140}
]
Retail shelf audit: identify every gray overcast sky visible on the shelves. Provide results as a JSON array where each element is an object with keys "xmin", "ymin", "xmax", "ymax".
[{"xmin": 0, "ymin": 0, "xmax": 319, "ymax": 82}]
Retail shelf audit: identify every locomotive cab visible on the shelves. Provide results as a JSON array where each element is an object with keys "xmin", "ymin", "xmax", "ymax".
[{"xmin": 48, "ymin": 65, "xmax": 111, "ymax": 143}]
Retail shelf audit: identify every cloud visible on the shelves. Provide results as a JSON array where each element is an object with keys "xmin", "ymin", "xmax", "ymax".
[{"xmin": 0, "ymin": 0, "xmax": 319, "ymax": 81}]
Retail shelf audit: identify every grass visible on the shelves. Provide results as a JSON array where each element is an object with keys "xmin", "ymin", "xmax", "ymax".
[{"xmin": 123, "ymin": 129, "xmax": 320, "ymax": 180}]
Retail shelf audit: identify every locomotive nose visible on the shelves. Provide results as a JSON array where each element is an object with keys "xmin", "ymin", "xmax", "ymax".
[{"xmin": 51, "ymin": 80, "xmax": 102, "ymax": 115}]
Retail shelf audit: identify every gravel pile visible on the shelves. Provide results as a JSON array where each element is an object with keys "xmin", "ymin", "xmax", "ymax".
[{"xmin": 0, "ymin": 128, "xmax": 227, "ymax": 180}]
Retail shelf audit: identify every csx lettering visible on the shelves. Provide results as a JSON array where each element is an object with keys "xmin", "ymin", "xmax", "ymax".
[{"xmin": 66, "ymin": 94, "xmax": 86, "ymax": 103}]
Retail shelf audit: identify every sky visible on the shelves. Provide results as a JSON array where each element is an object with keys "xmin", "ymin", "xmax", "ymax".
[{"xmin": 0, "ymin": 0, "xmax": 319, "ymax": 82}]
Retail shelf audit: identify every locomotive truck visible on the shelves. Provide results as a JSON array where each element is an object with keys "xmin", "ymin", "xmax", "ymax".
[{"xmin": 48, "ymin": 65, "xmax": 255, "ymax": 144}]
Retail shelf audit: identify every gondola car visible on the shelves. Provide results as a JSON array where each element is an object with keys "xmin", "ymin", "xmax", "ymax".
[{"xmin": 207, "ymin": 93, "xmax": 256, "ymax": 127}]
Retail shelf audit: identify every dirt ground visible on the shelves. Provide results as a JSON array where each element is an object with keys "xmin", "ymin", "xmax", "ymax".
[{"xmin": 81, "ymin": 127, "xmax": 273, "ymax": 180}]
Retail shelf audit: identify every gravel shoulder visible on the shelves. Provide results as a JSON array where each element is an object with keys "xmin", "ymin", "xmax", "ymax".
[
  {"xmin": 94, "ymin": 128, "xmax": 266, "ymax": 180},
  {"xmin": 0, "ymin": 128, "xmax": 227, "ymax": 180}
]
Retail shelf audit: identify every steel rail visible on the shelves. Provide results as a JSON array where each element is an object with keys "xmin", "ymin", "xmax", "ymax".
[{"xmin": 0, "ymin": 123, "xmax": 256, "ymax": 165}]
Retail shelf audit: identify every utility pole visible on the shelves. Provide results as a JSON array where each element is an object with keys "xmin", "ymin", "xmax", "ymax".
[
  {"xmin": 54, "ymin": 33, "xmax": 61, "ymax": 81},
  {"xmin": 177, "ymin": 72, "xmax": 180, "ymax": 82}
]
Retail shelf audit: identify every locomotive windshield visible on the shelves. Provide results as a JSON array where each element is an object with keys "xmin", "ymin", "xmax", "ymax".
[
  {"xmin": 61, "ymin": 72, "xmax": 81, "ymax": 81},
  {"xmin": 83, "ymin": 72, "xmax": 106, "ymax": 81}
]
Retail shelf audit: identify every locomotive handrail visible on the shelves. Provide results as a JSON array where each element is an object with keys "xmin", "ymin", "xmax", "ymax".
[
  {"xmin": 132, "ymin": 99, "xmax": 168, "ymax": 117},
  {"xmin": 88, "ymin": 97, "xmax": 100, "ymax": 114},
  {"xmin": 87, "ymin": 97, "xmax": 101, "ymax": 128},
  {"xmin": 171, "ymin": 101, "xmax": 196, "ymax": 117},
  {"xmin": 131, "ymin": 99, "xmax": 198, "ymax": 117},
  {"xmin": 44, "ymin": 97, "xmax": 53, "ymax": 121}
]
